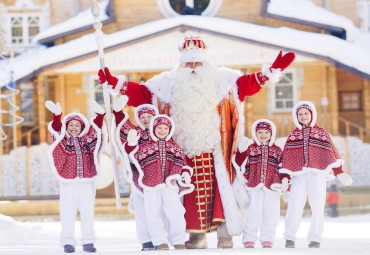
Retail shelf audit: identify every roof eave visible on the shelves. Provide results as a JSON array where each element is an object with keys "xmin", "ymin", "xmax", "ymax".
[
  {"xmin": 38, "ymin": 0, "xmax": 116, "ymax": 45},
  {"xmin": 260, "ymin": 0, "xmax": 346, "ymax": 39},
  {"xmin": 17, "ymin": 24, "xmax": 370, "ymax": 83}
]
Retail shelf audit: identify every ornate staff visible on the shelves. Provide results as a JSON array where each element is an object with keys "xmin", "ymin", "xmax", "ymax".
[{"xmin": 91, "ymin": 0, "xmax": 121, "ymax": 209}]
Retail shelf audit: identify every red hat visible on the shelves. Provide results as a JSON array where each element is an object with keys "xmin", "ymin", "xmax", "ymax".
[
  {"xmin": 296, "ymin": 103, "xmax": 313, "ymax": 117},
  {"xmin": 153, "ymin": 116, "xmax": 172, "ymax": 130},
  {"xmin": 66, "ymin": 115, "xmax": 85, "ymax": 130},
  {"xmin": 255, "ymin": 121, "xmax": 272, "ymax": 134},
  {"xmin": 137, "ymin": 106, "xmax": 156, "ymax": 117},
  {"xmin": 179, "ymin": 36, "xmax": 209, "ymax": 64}
]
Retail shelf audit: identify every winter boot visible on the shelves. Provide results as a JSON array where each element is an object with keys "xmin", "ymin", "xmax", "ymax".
[
  {"xmin": 185, "ymin": 233, "xmax": 207, "ymax": 249},
  {"xmin": 64, "ymin": 245, "xmax": 75, "ymax": 253},
  {"xmin": 285, "ymin": 240, "xmax": 295, "ymax": 248},
  {"xmin": 82, "ymin": 243, "xmax": 96, "ymax": 253},
  {"xmin": 308, "ymin": 241, "xmax": 320, "ymax": 248},
  {"xmin": 174, "ymin": 244, "xmax": 186, "ymax": 250},
  {"xmin": 217, "ymin": 236, "xmax": 233, "ymax": 249},
  {"xmin": 243, "ymin": 242, "xmax": 254, "ymax": 248},
  {"xmin": 262, "ymin": 241, "xmax": 273, "ymax": 248},
  {"xmin": 141, "ymin": 242, "xmax": 155, "ymax": 251},
  {"xmin": 155, "ymin": 243, "xmax": 169, "ymax": 250}
]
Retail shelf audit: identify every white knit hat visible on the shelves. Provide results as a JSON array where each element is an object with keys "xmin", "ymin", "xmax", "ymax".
[{"xmin": 178, "ymin": 36, "xmax": 209, "ymax": 64}]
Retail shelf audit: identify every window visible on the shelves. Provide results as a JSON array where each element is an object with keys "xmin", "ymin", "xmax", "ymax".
[
  {"xmin": 157, "ymin": 0, "xmax": 222, "ymax": 17},
  {"xmin": 358, "ymin": 0, "xmax": 370, "ymax": 32},
  {"xmin": 9, "ymin": 14, "xmax": 40, "ymax": 47},
  {"xmin": 20, "ymin": 83, "xmax": 34, "ymax": 125},
  {"xmin": 268, "ymin": 69, "xmax": 301, "ymax": 113},
  {"xmin": 3, "ymin": 0, "xmax": 49, "ymax": 52},
  {"xmin": 339, "ymin": 91, "xmax": 362, "ymax": 111},
  {"xmin": 86, "ymin": 76, "xmax": 115, "ymax": 119}
]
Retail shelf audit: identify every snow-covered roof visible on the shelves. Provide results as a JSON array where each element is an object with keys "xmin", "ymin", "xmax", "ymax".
[
  {"xmin": 1, "ymin": 15, "xmax": 370, "ymax": 84},
  {"xmin": 266, "ymin": 0, "xmax": 359, "ymax": 41},
  {"xmin": 32, "ymin": 0, "xmax": 112, "ymax": 45}
]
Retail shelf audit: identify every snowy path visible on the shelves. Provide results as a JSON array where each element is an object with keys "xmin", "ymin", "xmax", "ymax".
[{"xmin": 0, "ymin": 214, "xmax": 369, "ymax": 255}]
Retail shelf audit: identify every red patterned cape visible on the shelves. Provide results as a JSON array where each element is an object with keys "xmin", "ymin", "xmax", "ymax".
[
  {"xmin": 135, "ymin": 139, "xmax": 184, "ymax": 188},
  {"xmin": 113, "ymin": 112, "xmax": 152, "ymax": 194},
  {"xmin": 242, "ymin": 143, "xmax": 283, "ymax": 192},
  {"xmin": 280, "ymin": 124, "xmax": 344, "ymax": 177},
  {"xmin": 48, "ymin": 113, "xmax": 105, "ymax": 182}
]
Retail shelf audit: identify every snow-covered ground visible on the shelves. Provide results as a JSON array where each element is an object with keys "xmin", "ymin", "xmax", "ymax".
[{"xmin": 0, "ymin": 213, "xmax": 369, "ymax": 254}]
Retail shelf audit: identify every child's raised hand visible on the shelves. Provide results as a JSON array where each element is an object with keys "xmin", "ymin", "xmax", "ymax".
[
  {"xmin": 113, "ymin": 95, "xmax": 128, "ymax": 112},
  {"xmin": 89, "ymin": 100, "xmax": 105, "ymax": 115},
  {"xmin": 127, "ymin": 129, "xmax": 140, "ymax": 145},
  {"xmin": 45, "ymin": 100, "xmax": 62, "ymax": 115},
  {"xmin": 238, "ymin": 136, "xmax": 249, "ymax": 152}
]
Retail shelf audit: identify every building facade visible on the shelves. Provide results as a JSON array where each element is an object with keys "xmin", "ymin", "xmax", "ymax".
[{"xmin": 0, "ymin": 0, "xmax": 369, "ymax": 153}]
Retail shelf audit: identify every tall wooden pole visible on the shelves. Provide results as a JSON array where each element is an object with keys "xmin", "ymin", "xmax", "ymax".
[{"xmin": 91, "ymin": 0, "xmax": 122, "ymax": 209}]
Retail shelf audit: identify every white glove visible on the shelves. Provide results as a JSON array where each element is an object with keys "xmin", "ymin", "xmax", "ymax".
[
  {"xmin": 127, "ymin": 129, "xmax": 140, "ymax": 145},
  {"xmin": 238, "ymin": 136, "xmax": 249, "ymax": 152},
  {"xmin": 113, "ymin": 95, "xmax": 128, "ymax": 112},
  {"xmin": 89, "ymin": 100, "xmax": 105, "ymax": 115},
  {"xmin": 181, "ymin": 172, "xmax": 191, "ymax": 184},
  {"xmin": 281, "ymin": 177, "xmax": 289, "ymax": 192},
  {"xmin": 337, "ymin": 173, "xmax": 353, "ymax": 186},
  {"xmin": 45, "ymin": 100, "xmax": 61, "ymax": 115}
]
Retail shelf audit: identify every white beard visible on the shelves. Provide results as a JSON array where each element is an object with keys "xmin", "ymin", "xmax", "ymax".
[{"xmin": 170, "ymin": 63, "xmax": 221, "ymax": 158}]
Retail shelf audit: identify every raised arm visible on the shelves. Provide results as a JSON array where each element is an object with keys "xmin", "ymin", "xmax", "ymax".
[
  {"xmin": 98, "ymin": 67, "xmax": 152, "ymax": 106},
  {"xmin": 45, "ymin": 100, "xmax": 62, "ymax": 133},
  {"xmin": 237, "ymin": 51, "xmax": 295, "ymax": 101}
]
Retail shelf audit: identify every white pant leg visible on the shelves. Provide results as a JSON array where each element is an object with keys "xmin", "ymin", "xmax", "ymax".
[
  {"xmin": 307, "ymin": 172, "xmax": 327, "ymax": 243},
  {"xmin": 60, "ymin": 182, "xmax": 79, "ymax": 247},
  {"xmin": 260, "ymin": 190, "xmax": 280, "ymax": 244},
  {"xmin": 78, "ymin": 181, "xmax": 96, "ymax": 245},
  {"xmin": 284, "ymin": 174, "xmax": 308, "ymax": 241},
  {"xmin": 161, "ymin": 186, "xmax": 186, "ymax": 246},
  {"xmin": 242, "ymin": 189, "xmax": 263, "ymax": 243},
  {"xmin": 144, "ymin": 188, "xmax": 168, "ymax": 246},
  {"xmin": 216, "ymin": 222, "xmax": 229, "ymax": 238},
  {"xmin": 132, "ymin": 191, "xmax": 151, "ymax": 244}
]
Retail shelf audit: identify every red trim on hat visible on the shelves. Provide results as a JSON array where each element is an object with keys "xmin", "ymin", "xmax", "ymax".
[
  {"xmin": 255, "ymin": 122, "xmax": 272, "ymax": 134},
  {"xmin": 66, "ymin": 116, "xmax": 85, "ymax": 130}
]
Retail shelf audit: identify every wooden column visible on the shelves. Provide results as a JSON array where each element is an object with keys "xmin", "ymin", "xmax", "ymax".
[
  {"xmin": 57, "ymin": 75, "xmax": 66, "ymax": 113},
  {"xmin": 37, "ymin": 76, "xmax": 47, "ymax": 143},
  {"xmin": 327, "ymin": 66, "xmax": 339, "ymax": 135},
  {"xmin": 363, "ymin": 79, "xmax": 370, "ymax": 131}
]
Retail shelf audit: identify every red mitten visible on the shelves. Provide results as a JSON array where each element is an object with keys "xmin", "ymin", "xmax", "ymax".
[
  {"xmin": 271, "ymin": 51, "xmax": 295, "ymax": 71},
  {"xmin": 98, "ymin": 69, "xmax": 106, "ymax": 84},
  {"xmin": 52, "ymin": 113, "xmax": 62, "ymax": 132},
  {"xmin": 93, "ymin": 113, "xmax": 105, "ymax": 128},
  {"xmin": 235, "ymin": 150, "xmax": 247, "ymax": 166},
  {"xmin": 104, "ymin": 67, "xmax": 118, "ymax": 88}
]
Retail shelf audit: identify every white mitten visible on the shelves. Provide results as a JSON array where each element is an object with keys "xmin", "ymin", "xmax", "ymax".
[
  {"xmin": 89, "ymin": 100, "xmax": 105, "ymax": 115},
  {"xmin": 113, "ymin": 95, "xmax": 129, "ymax": 112},
  {"xmin": 238, "ymin": 136, "xmax": 249, "ymax": 152},
  {"xmin": 127, "ymin": 129, "xmax": 140, "ymax": 145},
  {"xmin": 45, "ymin": 100, "xmax": 62, "ymax": 115},
  {"xmin": 181, "ymin": 172, "xmax": 191, "ymax": 184},
  {"xmin": 281, "ymin": 177, "xmax": 289, "ymax": 192},
  {"xmin": 337, "ymin": 173, "xmax": 353, "ymax": 186}
]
